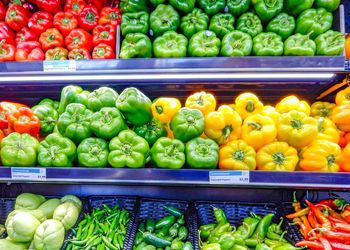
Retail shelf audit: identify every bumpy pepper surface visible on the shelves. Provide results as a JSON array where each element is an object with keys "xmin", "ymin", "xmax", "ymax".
[
  {"xmin": 116, "ymin": 87, "xmax": 153, "ymax": 126},
  {"xmin": 180, "ymin": 8, "xmax": 209, "ymax": 39},
  {"xmin": 77, "ymin": 137, "xmax": 109, "ymax": 168},
  {"xmin": 87, "ymin": 87, "xmax": 118, "ymax": 112},
  {"xmin": 252, "ymin": 0, "xmax": 283, "ymax": 23},
  {"xmin": 150, "ymin": 4, "xmax": 180, "ymax": 37},
  {"xmin": 236, "ymin": 12, "xmax": 263, "ymax": 38},
  {"xmin": 121, "ymin": 11, "xmax": 149, "ymax": 36},
  {"xmin": 315, "ymin": 30, "xmax": 345, "ymax": 56},
  {"xmin": 120, "ymin": 33, "xmax": 152, "ymax": 59},
  {"xmin": 188, "ymin": 30, "xmax": 221, "ymax": 57},
  {"xmin": 198, "ymin": 0, "xmax": 226, "ymax": 16},
  {"xmin": 58, "ymin": 85, "xmax": 89, "ymax": 114},
  {"xmin": 185, "ymin": 91, "xmax": 216, "ymax": 116},
  {"xmin": 266, "ymin": 13, "xmax": 295, "ymax": 41},
  {"xmin": 32, "ymin": 104, "xmax": 58, "ymax": 134},
  {"xmin": 227, "ymin": 0, "xmax": 251, "ymax": 17},
  {"xmin": 310, "ymin": 101, "xmax": 335, "ymax": 118},
  {"xmin": 235, "ymin": 93, "xmax": 264, "ymax": 119},
  {"xmin": 186, "ymin": 137, "xmax": 219, "ymax": 169},
  {"xmin": 252, "ymin": 32, "xmax": 283, "ymax": 56},
  {"xmin": 150, "ymin": 137, "xmax": 185, "ymax": 169},
  {"xmin": 316, "ymin": 117, "xmax": 339, "ymax": 144},
  {"xmin": 120, "ymin": 0, "xmax": 149, "ymax": 13},
  {"xmin": 276, "ymin": 96, "xmax": 311, "ymax": 115},
  {"xmin": 221, "ymin": 31, "xmax": 253, "ymax": 56},
  {"xmin": 209, "ymin": 13, "xmax": 235, "ymax": 39},
  {"xmin": 315, "ymin": 0, "xmax": 340, "ymax": 12},
  {"xmin": 134, "ymin": 118, "xmax": 168, "ymax": 146},
  {"xmin": 169, "ymin": 0, "xmax": 195, "ymax": 14},
  {"xmin": 283, "ymin": 0, "xmax": 314, "ymax": 16},
  {"xmin": 153, "ymin": 31, "xmax": 188, "ymax": 58},
  {"xmin": 284, "ymin": 33, "xmax": 316, "ymax": 56},
  {"xmin": 151, "ymin": 97, "xmax": 182, "ymax": 124}
]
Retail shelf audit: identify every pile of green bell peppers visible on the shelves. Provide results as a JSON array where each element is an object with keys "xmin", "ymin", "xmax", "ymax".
[{"xmin": 118, "ymin": 0, "xmax": 343, "ymax": 58}]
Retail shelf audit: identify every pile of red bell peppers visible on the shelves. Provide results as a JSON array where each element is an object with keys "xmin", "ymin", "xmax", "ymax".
[
  {"xmin": 286, "ymin": 195, "xmax": 350, "ymax": 250},
  {"xmin": 0, "ymin": 0, "xmax": 119, "ymax": 61}
]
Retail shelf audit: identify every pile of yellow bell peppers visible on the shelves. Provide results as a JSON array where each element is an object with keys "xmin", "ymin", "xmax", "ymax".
[{"xmin": 154, "ymin": 86, "xmax": 350, "ymax": 172}]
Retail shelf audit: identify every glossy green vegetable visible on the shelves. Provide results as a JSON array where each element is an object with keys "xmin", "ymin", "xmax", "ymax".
[
  {"xmin": 315, "ymin": 0, "xmax": 340, "ymax": 12},
  {"xmin": 284, "ymin": 33, "xmax": 316, "ymax": 56},
  {"xmin": 315, "ymin": 30, "xmax": 345, "ymax": 56},
  {"xmin": 87, "ymin": 87, "xmax": 119, "ymax": 112},
  {"xmin": 252, "ymin": 32, "xmax": 284, "ymax": 56},
  {"xmin": 221, "ymin": 31, "xmax": 253, "ymax": 56},
  {"xmin": 53, "ymin": 202, "xmax": 80, "ymax": 230},
  {"xmin": 151, "ymin": 137, "xmax": 185, "ymax": 169},
  {"xmin": 77, "ymin": 137, "xmax": 109, "ymax": 168},
  {"xmin": 198, "ymin": 0, "xmax": 226, "ymax": 16},
  {"xmin": 150, "ymin": 4, "xmax": 180, "ymax": 37},
  {"xmin": 252, "ymin": 0, "xmax": 283, "ymax": 22},
  {"xmin": 266, "ymin": 13, "xmax": 295, "ymax": 40},
  {"xmin": 169, "ymin": 0, "xmax": 195, "ymax": 13},
  {"xmin": 6, "ymin": 211, "xmax": 41, "ymax": 242},
  {"xmin": 120, "ymin": 0, "xmax": 149, "ymax": 13},
  {"xmin": 14, "ymin": 193, "xmax": 46, "ymax": 210},
  {"xmin": 32, "ymin": 104, "xmax": 58, "ymax": 134},
  {"xmin": 236, "ymin": 12, "xmax": 263, "ymax": 38},
  {"xmin": 186, "ymin": 137, "xmax": 219, "ymax": 169},
  {"xmin": 283, "ymin": 0, "xmax": 314, "ymax": 16},
  {"xmin": 121, "ymin": 11, "xmax": 149, "ymax": 36},
  {"xmin": 134, "ymin": 118, "xmax": 168, "ymax": 145},
  {"xmin": 120, "ymin": 33, "xmax": 152, "ymax": 59},
  {"xmin": 58, "ymin": 85, "xmax": 89, "ymax": 114},
  {"xmin": 37, "ymin": 198, "xmax": 61, "ymax": 219},
  {"xmin": 153, "ymin": 31, "xmax": 188, "ymax": 58},
  {"xmin": 33, "ymin": 219, "xmax": 65, "ymax": 250},
  {"xmin": 188, "ymin": 30, "xmax": 221, "ymax": 57},
  {"xmin": 227, "ymin": 0, "xmax": 251, "ymax": 17},
  {"xmin": 180, "ymin": 8, "xmax": 209, "ymax": 39},
  {"xmin": 209, "ymin": 13, "xmax": 235, "ymax": 39}
]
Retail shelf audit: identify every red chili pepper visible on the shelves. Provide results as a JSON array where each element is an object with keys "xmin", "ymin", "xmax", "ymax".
[
  {"xmin": 328, "ymin": 215, "xmax": 348, "ymax": 224},
  {"xmin": 0, "ymin": 1, "xmax": 6, "ymax": 21},
  {"xmin": 7, "ymin": 107, "xmax": 40, "ymax": 137},
  {"xmin": 333, "ymin": 222, "xmax": 350, "ymax": 232},
  {"xmin": 15, "ymin": 27, "xmax": 38, "ymax": 45},
  {"xmin": 308, "ymin": 209, "xmax": 320, "ymax": 228},
  {"xmin": 92, "ymin": 43, "xmax": 115, "ymax": 59},
  {"xmin": 68, "ymin": 48, "xmax": 91, "ymax": 60},
  {"xmin": 36, "ymin": 0, "xmax": 62, "ymax": 14},
  {"xmin": 39, "ymin": 28, "xmax": 64, "ymax": 51},
  {"xmin": 28, "ymin": 11, "xmax": 53, "ymax": 36},
  {"xmin": 323, "ymin": 230, "xmax": 350, "ymax": 244},
  {"xmin": 78, "ymin": 5, "xmax": 99, "ymax": 31},
  {"xmin": 342, "ymin": 206, "xmax": 350, "ymax": 223},
  {"xmin": 99, "ymin": 7, "xmax": 121, "ymax": 26},
  {"xmin": 65, "ymin": 28, "xmax": 93, "ymax": 51},
  {"xmin": 296, "ymin": 241, "xmax": 323, "ymax": 250},
  {"xmin": 293, "ymin": 219, "xmax": 308, "ymax": 239},
  {"xmin": 0, "ymin": 40, "xmax": 15, "ymax": 62},
  {"xmin": 53, "ymin": 12, "xmax": 78, "ymax": 37},
  {"xmin": 64, "ymin": 0, "xmax": 86, "ymax": 17},
  {"xmin": 306, "ymin": 200, "xmax": 331, "ymax": 229},
  {"xmin": 93, "ymin": 24, "xmax": 116, "ymax": 48},
  {"xmin": 15, "ymin": 47, "xmax": 44, "ymax": 61},
  {"xmin": 318, "ymin": 199, "xmax": 347, "ymax": 210},
  {"xmin": 87, "ymin": 0, "xmax": 108, "ymax": 11},
  {"xmin": 329, "ymin": 241, "xmax": 350, "ymax": 250},
  {"xmin": 0, "ymin": 22, "xmax": 15, "ymax": 45},
  {"xmin": 319, "ymin": 236, "xmax": 332, "ymax": 250},
  {"xmin": 5, "ymin": 4, "xmax": 29, "ymax": 31}
]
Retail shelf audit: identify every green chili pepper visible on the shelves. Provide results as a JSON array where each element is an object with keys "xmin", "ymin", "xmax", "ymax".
[
  {"xmin": 163, "ymin": 206, "xmax": 183, "ymax": 218},
  {"xmin": 135, "ymin": 232, "xmax": 144, "ymax": 245},
  {"xmin": 235, "ymin": 214, "xmax": 261, "ymax": 239},
  {"xmin": 170, "ymin": 240, "xmax": 184, "ymax": 250},
  {"xmin": 232, "ymin": 245, "xmax": 248, "ymax": 250},
  {"xmin": 146, "ymin": 219, "xmax": 156, "ymax": 233},
  {"xmin": 169, "ymin": 223, "xmax": 180, "ymax": 237},
  {"xmin": 199, "ymin": 224, "xmax": 216, "ymax": 241},
  {"xmin": 211, "ymin": 222, "xmax": 232, "ymax": 237},
  {"xmin": 202, "ymin": 243, "xmax": 221, "ymax": 250},
  {"xmin": 144, "ymin": 232, "xmax": 172, "ymax": 248},
  {"xmin": 245, "ymin": 213, "xmax": 274, "ymax": 248},
  {"xmin": 256, "ymin": 243, "xmax": 272, "ymax": 250},
  {"xmin": 177, "ymin": 215, "xmax": 185, "ymax": 225},
  {"xmin": 183, "ymin": 242, "xmax": 193, "ymax": 250},
  {"xmin": 156, "ymin": 216, "xmax": 176, "ymax": 229},
  {"xmin": 178, "ymin": 226, "xmax": 188, "ymax": 240},
  {"xmin": 213, "ymin": 207, "xmax": 227, "ymax": 225}
]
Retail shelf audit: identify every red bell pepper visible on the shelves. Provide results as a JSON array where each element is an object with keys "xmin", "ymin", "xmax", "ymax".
[
  {"xmin": 15, "ymin": 47, "xmax": 44, "ymax": 61},
  {"xmin": 317, "ymin": 198, "xmax": 347, "ymax": 210},
  {"xmin": 15, "ymin": 27, "xmax": 38, "ymax": 45},
  {"xmin": 92, "ymin": 43, "xmax": 115, "ymax": 59},
  {"xmin": 0, "ymin": 22, "xmax": 15, "ymax": 45},
  {"xmin": 53, "ymin": 12, "xmax": 78, "ymax": 37},
  {"xmin": 99, "ymin": 7, "xmax": 121, "ymax": 26},
  {"xmin": 93, "ymin": 24, "xmax": 115, "ymax": 48},
  {"xmin": 0, "ymin": 101, "xmax": 27, "ymax": 129},
  {"xmin": 0, "ymin": 1, "xmax": 6, "ymax": 21},
  {"xmin": 65, "ymin": 28, "xmax": 92, "ymax": 51},
  {"xmin": 64, "ymin": 0, "xmax": 86, "ymax": 17},
  {"xmin": 28, "ymin": 11, "xmax": 53, "ymax": 36},
  {"xmin": 0, "ymin": 40, "xmax": 15, "ymax": 62},
  {"xmin": 16, "ymin": 40, "xmax": 41, "ymax": 52},
  {"xmin": 45, "ymin": 47, "xmax": 68, "ymax": 60},
  {"xmin": 39, "ymin": 28, "xmax": 64, "ymax": 51},
  {"xmin": 5, "ymin": 4, "xmax": 29, "ymax": 31},
  {"xmin": 36, "ymin": 0, "xmax": 62, "ymax": 14},
  {"xmin": 87, "ymin": 0, "xmax": 108, "ymax": 11},
  {"xmin": 68, "ymin": 48, "xmax": 91, "ymax": 60},
  {"xmin": 7, "ymin": 107, "xmax": 40, "ymax": 137},
  {"xmin": 78, "ymin": 5, "xmax": 99, "ymax": 31}
]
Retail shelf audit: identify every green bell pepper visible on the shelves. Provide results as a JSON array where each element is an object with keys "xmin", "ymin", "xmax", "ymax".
[
  {"xmin": 180, "ymin": 8, "xmax": 209, "ymax": 39},
  {"xmin": 58, "ymin": 85, "xmax": 90, "ymax": 114},
  {"xmin": 77, "ymin": 137, "xmax": 109, "ymax": 168},
  {"xmin": 315, "ymin": 30, "xmax": 345, "ymax": 56},
  {"xmin": 150, "ymin": 0, "xmax": 166, "ymax": 6},
  {"xmin": 116, "ymin": 87, "xmax": 153, "ymax": 126},
  {"xmin": 185, "ymin": 137, "xmax": 219, "ymax": 169},
  {"xmin": 236, "ymin": 12, "xmax": 263, "ymax": 38},
  {"xmin": 266, "ymin": 13, "xmax": 295, "ymax": 41},
  {"xmin": 283, "ymin": 0, "xmax": 314, "ymax": 17},
  {"xmin": 227, "ymin": 0, "xmax": 251, "ymax": 17},
  {"xmin": 32, "ymin": 104, "xmax": 58, "ymax": 134},
  {"xmin": 169, "ymin": 0, "xmax": 195, "ymax": 14},
  {"xmin": 38, "ymin": 98, "xmax": 59, "ymax": 110},
  {"xmin": 90, "ymin": 107, "xmax": 127, "ymax": 140},
  {"xmin": 170, "ymin": 107, "xmax": 205, "ymax": 142},
  {"xmin": 108, "ymin": 130, "xmax": 150, "ymax": 168},
  {"xmin": 57, "ymin": 103, "xmax": 93, "ymax": 144},
  {"xmin": 252, "ymin": 32, "xmax": 284, "ymax": 56},
  {"xmin": 120, "ymin": 0, "xmax": 149, "ymax": 13},
  {"xmin": 150, "ymin": 4, "xmax": 180, "ymax": 37},
  {"xmin": 150, "ymin": 137, "xmax": 185, "ymax": 169},
  {"xmin": 87, "ymin": 87, "xmax": 118, "ymax": 112},
  {"xmin": 37, "ymin": 133, "xmax": 76, "ymax": 167},
  {"xmin": 188, "ymin": 30, "xmax": 221, "ymax": 57},
  {"xmin": 121, "ymin": 11, "xmax": 149, "ymax": 36},
  {"xmin": 252, "ymin": 0, "xmax": 283, "ymax": 23},
  {"xmin": 296, "ymin": 8, "xmax": 333, "ymax": 40},
  {"xmin": 221, "ymin": 31, "xmax": 253, "ymax": 56},
  {"xmin": 198, "ymin": 0, "xmax": 226, "ymax": 16},
  {"xmin": 153, "ymin": 31, "xmax": 188, "ymax": 58},
  {"xmin": 1, "ymin": 132, "xmax": 39, "ymax": 166},
  {"xmin": 284, "ymin": 33, "xmax": 316, "ymax": 56},
  {"xmin": 134, "ymin": 118, "xmax": 167, "ymax": 146},
  {"xmin": 120, "ymin": 33, "xmax": 152, "ymax": 59},
  {"xmin": 209, "ymin": 13, "xmax": 235, "ymax": 39},
  {"xmin": 315, "ymin": 0, "xmax": 340, "ymax": 12}
]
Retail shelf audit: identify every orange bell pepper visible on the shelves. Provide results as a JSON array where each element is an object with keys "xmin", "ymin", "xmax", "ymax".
[
  {"xmin": 0, "ymin": 101, "xmax": 27, "ymax": 129},
  {"xmin": 316, "ymin": 117, "xmax": 340, "ymax": 144},
  {"xmin": 331, "ymin": 104, "xmax": 350, "ymax": 132},
  {"xmin": 235, "ymin": 93, "xmax": 263, "ymax": 119},
  {"xmin": 336, "ymin": 86, "xmax": 350, "ymax": 105},
  {"xmin": 299, "ymin": 140, "xmax": 341, "ymax": 172},
  {"xmin": 310, "ymin": 101, "xmax": 335, "ymax": 118},
  {"xmin": 185, "ymin": 91, "xmax": 216, "ymax": 115},
  {"xmin": 276, "ymin": 95, "xmax": 310, "ymax": 115},
  {"xmin": 7, "ymin": 107, "xmax": 40, "ymax": 137},
  {"xmin": 339, "ymin": 131, "xmax": 350, "ymax": 148},
  {"xmin": 0, "ymin": 129, "xmax": 4, "ymax": 143},
  {"xmin": 340, "ymin": 143, "xmax": 350, "ymax": 172}
]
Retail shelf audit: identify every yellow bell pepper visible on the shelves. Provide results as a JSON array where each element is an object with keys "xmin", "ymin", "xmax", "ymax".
[
  {"xmin": 261, "ymin": 105, "xmax": 280, "ymax": 125},
  {"xmin": 277, "ymin": 110, "xmax": 318, "ymax": 149},
  {"xmin": 151, "ymin": 97, "xmax": 181, "ymax": 123},
  {"xmin": 331, "ymin": 104, "xmax": 350, "ymax": 132},
  {"xmin": 299, "ymin": 140, "xmax": 341, "ymax": 172},
  {"xmin": 336, "ymin": 86, "xmax": 350, "ymax": 105},
  {"xmin": 185, "ymin": 91, "xmax": 216, "ymax": 115},
  {"xmin": 235, "ymin": 93, "xmax": 263, "ymax": 119},
  {"xmin": 256, "ymin": 142, "xmax": 298, "ymax": 171},
  {"xmin": 310, "ymin": 101, "xmax": 335, "ymax": 118},
  {"xmin": 340, "ymin": 143, "xmax": 350, "ymax": 172},
  {"xmin": 219, "ymin": 140, "xmax": 256, "ymax": 170},
  {"xmin": 205, "ymin": 105, "xmax": 242, "ymax": 145},
  {"xmin": 241, "ymin": 114, "xmax": 277, "ymax": 151},
  {"xmin": 316, "ymin": 117, "xmax": 340, "ymax": 144},
  {"xmin": 275, "ymin": 96, "xmax": 310, "ymax": 115}
]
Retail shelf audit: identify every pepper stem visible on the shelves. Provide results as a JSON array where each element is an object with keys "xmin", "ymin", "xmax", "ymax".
[
  {"xmin": 155, "ymin": 105, "xmax": 163, "ymax": 115},
  {"xmin": 245, "ymin": 100, "xmax": 255, "ymax": 112},
  {"xmin": 248, "ymin": 122, "xmax": 262, "ymax": 131}
]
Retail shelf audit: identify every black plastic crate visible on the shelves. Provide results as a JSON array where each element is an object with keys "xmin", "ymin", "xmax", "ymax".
[
  {"xmin": 129, "ymin": 198, "xmax": 198, "ymax": 250},
  {"xmin": 194, "ymin": 201, "xmax": 302, "ymax": 247}
]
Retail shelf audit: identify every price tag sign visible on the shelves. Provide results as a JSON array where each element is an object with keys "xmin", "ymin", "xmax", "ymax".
[
  {"xmin": 209, "ymin": 171, "xmax": 249, "ymax": 185},
  {"xmin": 43, "ymin": 60, "xmax": 76, "ymax": 72},
  {"xmin": 11, "ymin": 168, "xmax": 46, "ymax": 181}
]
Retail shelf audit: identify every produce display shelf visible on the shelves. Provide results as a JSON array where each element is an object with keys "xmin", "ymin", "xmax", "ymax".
[{"xmin": 1, "ymin": 168, "xmax": 350, "ymax": 189}]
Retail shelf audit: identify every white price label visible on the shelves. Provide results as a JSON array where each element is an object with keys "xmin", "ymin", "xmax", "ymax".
[
  {"xmin": 209, "ymin": 171, "xmax": 249, "ymax": 185},
  {"xmin": 11, "ymin": 168, "xmax": 46, "ymax": 181},
  {"xmin": 43, "ymin": 60, "xmax": 76, "ymax": 72}
]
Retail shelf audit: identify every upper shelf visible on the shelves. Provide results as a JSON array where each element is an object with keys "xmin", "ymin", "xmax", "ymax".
[{"xmin": 2, "ymin": 167, "xmax": 350, "ymax": 190}]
